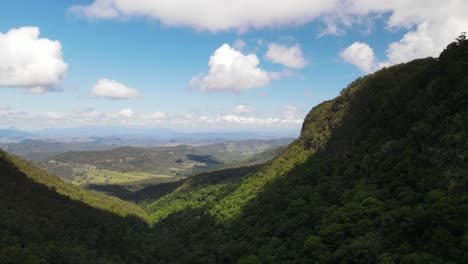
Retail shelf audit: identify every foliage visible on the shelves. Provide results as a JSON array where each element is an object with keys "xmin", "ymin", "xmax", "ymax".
[
  {"xmin": 0, "ymin": 150, "xmax": 154, "ymax": 263},
  {"xmin": 145, "ymin": 37, "xmax": 468, "ymax": 263},
  {"xmin": 0, "ymin": 150, "xmax": 148, "ymax": 220},
  {"xmin": 1, "ymin": 38, "xmax": 467, "ymax": 263}
]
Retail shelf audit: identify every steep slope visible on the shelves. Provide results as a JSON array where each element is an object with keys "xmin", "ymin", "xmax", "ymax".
[
  {"xmin": 0, "ymin": 150, "xmax": 148, "ymax": 219},
  {"xmin": 85, "ymin": 166, "xmax": 259, "ymax": 205},
  {"xmin": 144, "ymin": 165, "xmax": 260, "ymax": 222},
  {"xmin": 0, "ymin": 151, "xmax": 154, "ymax": 263},
  {"xmin": 145, "ymin": 38, "xmax": 468, "ymax": 263}
]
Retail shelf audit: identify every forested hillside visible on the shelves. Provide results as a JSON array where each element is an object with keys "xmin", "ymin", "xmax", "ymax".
[
  {"xmin": 144, "ymin": 36, "xmax": 468, "ymax": 263},
  {"xmin": 0, "ymin": 150, "xmax": 148, "ymax": 219},
  {"xmin": 1, "ymin": 38, "xmax": 467, "ymax": 263},
  {"xmin": 0, "ymin": 150, "xmax": 151, "ymax": 263}
]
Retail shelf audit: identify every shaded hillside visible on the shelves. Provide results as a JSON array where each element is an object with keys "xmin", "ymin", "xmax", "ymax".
[
  {"xmin": 0, "ymin": 151, "xmax": 154, "ymax": 263},
  {"xmin": 0, "ymin": 150, "xmax": 147, "ymax": 219},
  {"xmin": 86, "ymin": 166, "xmax": 259, "ymax": 204},
  {"xmin": 143, "ymin": 37, "xmax": 468, "ymax": 263}
]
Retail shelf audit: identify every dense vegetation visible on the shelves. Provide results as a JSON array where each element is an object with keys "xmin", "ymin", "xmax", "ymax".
[
  {"xmin": 1, "ymin": 38, "xmax": 467, "ymax": 263},
  {"xmin": 0, "ymin": 150, "xmax": 148, "ymax": 219},
  {"xmin": 144, "ymin": 37, "xmax": 468, "ymax": 263},
  {"xmin": 0, "ymin": 150, "xmax": 151, "ymax": 263}
]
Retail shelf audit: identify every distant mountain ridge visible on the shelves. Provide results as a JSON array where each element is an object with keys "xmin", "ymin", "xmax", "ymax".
[
  {"xmin": 0, "ymin": 128, "xmax": 33, "ymax": 142},
  {"xmin": 38, "ymin": 139, "xmax": 293, "ymax": 185},
  {"xmin": 1, "ymin": 125, "xmax": 298, "ymax": 140}
]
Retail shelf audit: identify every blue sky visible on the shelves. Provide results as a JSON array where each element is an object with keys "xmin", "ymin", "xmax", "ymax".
[{"xmin": 0, "ymin": 0, "xmax": 465, "ymax": 132}]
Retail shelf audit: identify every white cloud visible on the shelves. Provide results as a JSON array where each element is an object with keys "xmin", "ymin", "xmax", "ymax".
[
  {"xmin": 69, "ymin": 0, "xmax": 336, "ymax": 32},
  {"xmin": 233, "ymin": 104, "xmax": 256, "ymax": 114},
  {"xmin": 70, "ymin": 0, "xmax": 467, "ymax": 65},
  {"xmin": 190, "ymin": 44, "xmax": 273, "ymax": 93},
  {"xmin": 232, "ymin": 39, "xmax": 246, "ymax": 50},
  {"xmin": 0, "ymin": 106, "xmax": 303, "ymax": 130},
  {"xmin": 383, "ymin": 19, "xmax": 466, "ymax": 65},
  {"xmin": 338, "ymin": 1, "xmax": 468, "ymax": 71},
  {"xmin": 91, "ymin": 78, "xmax": 140, "ymax": 99},
  {"xmin": 150, "ymin": 112, "xmax": 167, "ymax": 120},
  {"xmin": 46, "ymin": 112, "xmax": 66, "ymax": 120},
  {"xmin": 280, "ymin": 106, "xmax": 300, "ymax": 120},
  {"xmin": 340, "ymin": 42, "xmax": 376, "ymax": 73},
  {"xmin": 0, "ymin": 27, "xmax": 68, "ymax": 92},
  {"xmin": 216, "ymin": 114, "xmax": 301, "ymax": 126},
  {"xmin": 70, "ymin": 1, "xmax": 467, "ymax": 74},
  {"xmin": 117, "ymin": 108, "xmax": 134, "ymax": 118},
  {"xmin": 265, "ymin": 43, "xmax": 308, "ymax": 69},
  {"xmin": 78, "ymin": 108, "xmax": 104, "ymax": 120}
]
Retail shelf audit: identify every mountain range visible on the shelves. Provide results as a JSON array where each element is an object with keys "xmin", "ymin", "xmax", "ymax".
[{"xmin": 1, "ymin": 38, "xmax": 467, "ymax": 263}]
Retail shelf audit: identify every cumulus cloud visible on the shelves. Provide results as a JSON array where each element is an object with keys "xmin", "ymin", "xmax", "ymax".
[
  {"xmin": 0, "ymin": 27, "xmax": 68, "ymax": 92},
  {"xmin": 338, "ymin": 1, "xmax": 468, "ymax": 71},
  {"xmin": 69, "ymin": 0, "xmax": 336, "ymax": 32},
  {"xmin": 265, "ymin": 43, "xmax": 308, "ymax": 69},
  {"xmin": 91, "ymin": 78, "xmax": 140, "ymax": 99},
  {"xmin": 340, "ymin": 42, "xmax": 376, "ymax": 73},
  {"xmin": 70, "ymin": 1, "xmax": 467, "ymax": 73},
  {"xmin": 233, "ymin": 104, "xmax": 256, "ymax": 114},
  {"xmin": 190, "ymin": 44, "xmax": 273, "ymax": 93}
]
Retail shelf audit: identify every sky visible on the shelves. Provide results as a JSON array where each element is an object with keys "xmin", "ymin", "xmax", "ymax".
[{"xmin": 0, "ymin": 0, "xmax": 466, "ymax": 133}]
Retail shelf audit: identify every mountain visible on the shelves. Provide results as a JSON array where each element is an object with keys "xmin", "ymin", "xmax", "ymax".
[
  {"xmin": 134, "ymin": 37, "xmax": 468, "ymax": 262},
  {"xmin": 1, "ymin": 38, "xmax": 467, "ymax": 263},
  {"xmin": 0, "ymin": 127, "xmax": 32, "ymax": 137},
  {"xmin": 38, "ymin": 139, "xmax": 292, "ymax": 185},
  {"xmin": 1, "ymin": 135, "xmax": 294, "ymax": 162},
  {"xmin": 0, "ymin": 150, "xmax": 147, "ymax": 219},
  {"xmin": 0, "ymin": 150, "xmax": 155, "ymax": 263},
  {"xmin": 35, "ymin": 126, "xmax": 177, "ymax": 137},
  {"xmin": 34, "ymin": 126, "xmax": 298, "ymax": 140},
  {"xmin": 0, "ymin": 128, "xmax": 33, "ymax": 144},
  {"xmin": 1, "ymin": 141, "xmax": 117, "ymax": 161}
]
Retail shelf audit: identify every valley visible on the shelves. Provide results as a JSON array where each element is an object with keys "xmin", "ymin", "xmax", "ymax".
[
  {"xmin": 35, "ymin": 139, "xmax": 291, "ymax": 186},
  {"xmin": 0, "ymin": 21, "xmax": 467, "ymax": 264}
]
